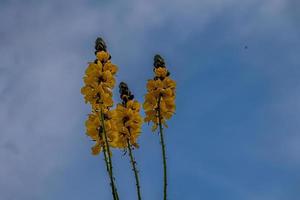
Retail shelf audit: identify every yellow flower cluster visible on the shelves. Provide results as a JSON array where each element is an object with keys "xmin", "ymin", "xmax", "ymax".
[
  {"xmin": 85, "ymin": 109, "xmax": 118, "ymax": 155},
  {"xmin": 143, "ymin": 55, "xmax": 176, "ymax": 131},
  {"xmin": 81, "ymin": 51, "xmax": 118, "ymax": 110},
  {"xmin": 81, "ymin": 38, "xmax": 119, "ymax": 155},
  {"xmin": 113, "ymin": 100, "xmax": 143, "ymax": 148}
]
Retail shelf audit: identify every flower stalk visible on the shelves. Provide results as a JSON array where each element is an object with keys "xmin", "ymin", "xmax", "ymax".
[
  {"xmin": 143, "ymin": 55, "xmax": 176, "ymax": 200},
  {"xmin": 81, "ymin": 37, "xmax": 120, "ymax": 200},
  {"xmin": 100, "ymin": 109, "xmax": 119, "ymax": 200},
  {"xmin": 114, "ymin": 82, "xmax": 143, "ymax": 200},
  {"xmin": 127, "ymin": 139, "xmax": 142, "ymax": 200},
  {"xmin": 158, "ymin": 96, "xmax": 167, "ymax": 200},
  {"xmin": 100, "ymin": 129, "xmax": 118, "ymax": 200}
]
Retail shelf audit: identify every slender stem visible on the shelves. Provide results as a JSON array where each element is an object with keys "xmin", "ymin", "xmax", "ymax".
[
  {"xmin": 127, "ymin": 139, "xmax": 142, "ymax": 200},
  {"xmin": 100, "ymin": 109, "xmax": 119, "ymax": 200},
  {"xmin": 158, "ymin": 96, "xmax": 167, "ymax": 200},
  {"xmin": 101, "ymin": 142, "xmax": 116, "ymax": 199}
]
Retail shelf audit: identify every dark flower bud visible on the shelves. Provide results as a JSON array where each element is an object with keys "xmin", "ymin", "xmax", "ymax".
[
  {"xmin": 95, "ymin": 37, "xmax": 107, "ymax": 54},
  {"xmin": 154, "ymin": 54, "xmax": 165, "ymax": 68},
  {"xmin": 129, "ymin": 94, "xmax": 134, "ymax": 100},
  {"xmin": 119, "ymin": 82, "xmax": 134, "ymax": 104}
]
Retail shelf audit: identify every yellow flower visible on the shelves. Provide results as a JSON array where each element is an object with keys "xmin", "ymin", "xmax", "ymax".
[
  {"xmin": 163, "ymin": 77, "xmax": 176, "ymax": 89},
  {"xmin": 143, "ymin": 55, "xmax": 176, "ymax": 131},
  {"xmin": 103, "ymin": 61, "xmax": 118, "ymax": 75},
  {"xmin": 91, "ymin": 140, "xmax": 102, "ymax": 155},
  {"xmin": 154, "ymin": 67, "xmax": 168, "ymax": 78},
  {"xmin": 81, "ymin": 52, "xmax": 118, "ymax": 110},
  {"xmin": 113, "ymin": 100, "xmax": 143, "ymax": 148},
  {"xmin": 85, "ymin": 62, "xmax": 102, "ymax": 75},
  {"xmin": 85, "ymin": 110, "xmax": 118, "ymax": 155},
  {"xmin": 96, "ymin": 51, "xmax": 110, "ymax": 63},
  {"xmin": 85, "ymin": 113, "xmax": 100, "ymax": 139},
  {"xmin": 146, "ymin": 79, "xmax": 162, "ymax": 92}
]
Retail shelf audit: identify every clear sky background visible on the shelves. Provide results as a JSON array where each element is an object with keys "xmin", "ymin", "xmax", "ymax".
[{"xmin": 0, "ymin": 0, "xmax": 299, "ymax": 199}]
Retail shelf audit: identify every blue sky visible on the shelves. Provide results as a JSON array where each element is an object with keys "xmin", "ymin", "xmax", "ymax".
[{"xmin": 0, "ymin": 0, "xmax": 299, "ymax": 199}]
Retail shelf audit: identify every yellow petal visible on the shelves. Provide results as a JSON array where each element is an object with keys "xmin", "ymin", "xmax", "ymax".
[{"xmin": 96, "ymin": 51, "xmax": 110, "ymax": 62}]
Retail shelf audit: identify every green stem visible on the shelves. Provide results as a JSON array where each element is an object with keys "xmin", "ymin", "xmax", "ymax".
[
  {"xmin": 100, "ymin": 109, "xmax": 119, "ymax": 200},
  {"xmin": 158, "ymin": 96, "xmax": 167, "ymax": 200},
  {"xmin": 101, "ymin": 142, "xmax": 116, "ymax": 199},
  {"xmin": 127, "ymin": 139, "xmax": 142, "ymax": 200}
]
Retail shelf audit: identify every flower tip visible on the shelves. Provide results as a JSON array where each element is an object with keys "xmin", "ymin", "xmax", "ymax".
[
  {"xmin": 95, "ymin": 37, "xmax": 107, "ymax": 53},
  {"xmin": 154, "ymin": 54, "xmax": 165, "ymax": 68},
  {"xmin": 119, "ymin": 82, "xmax": 135, "ymax": 103},
  {"xmin": 119, "ymin": 82, "xmax": 128, "ymax": 89}
]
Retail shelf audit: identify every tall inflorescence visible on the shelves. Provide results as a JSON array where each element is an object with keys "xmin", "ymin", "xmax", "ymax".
[
  {"xmin": 80, "ymin": 37, "xmax": 119, "ymax": 200},
  {"xmin": 143, "ymin": 54, "xmax": 176, "ymax": 200},
  {"xmin": 114, "ymin": 82, "xmax": 143, "ymax": 149},
  {"xmin": 143, "ymin": 54, "xmax": 176, "ymax": 131},
  {"xmin": 81, "ymin": 37, "xmax": 118, "ymax": 154},
  {"xmin": 114, "ymin": 82, "xmax": 143, "ymax": 200}
]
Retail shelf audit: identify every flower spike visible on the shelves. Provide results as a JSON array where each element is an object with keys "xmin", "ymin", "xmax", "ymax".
[
  {"xmin": 114, "ymin": 82, "xmax": 143, "ymax": 200},
  {"xmin": 143, "ymin": 54, "xmax": 176, "ymax": 200},
  {"xmin": 81, "ymin": 37, "xmax": 119, "ymax": 200}
]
